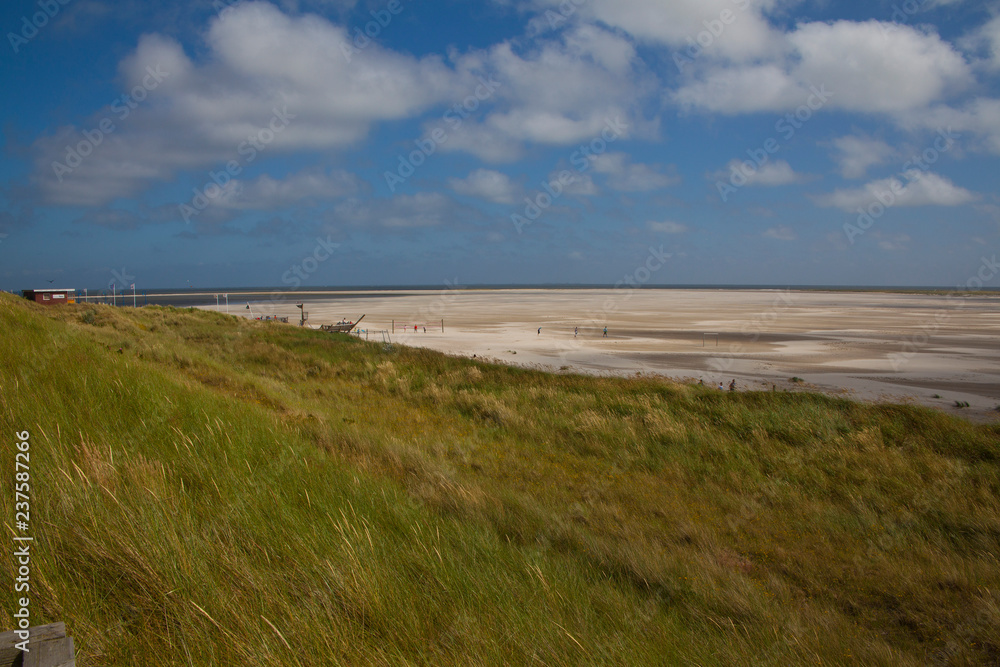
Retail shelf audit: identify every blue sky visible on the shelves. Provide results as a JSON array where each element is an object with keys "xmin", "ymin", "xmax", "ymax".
[{"xmin": 1, "ymin": 0, "xmax": 998, "ymax": 290}]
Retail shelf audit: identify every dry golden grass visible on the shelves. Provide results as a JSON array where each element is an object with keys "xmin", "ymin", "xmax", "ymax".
[{"xmin": 1, "ymin": 293, "xmax": 998, "ymax": 665}]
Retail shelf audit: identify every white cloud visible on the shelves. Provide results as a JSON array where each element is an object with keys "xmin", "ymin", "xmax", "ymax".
[
  {"xmin": 439, "ymin": 25, "xmax": 651, "ymax": 160},
  {"xmin": 331, "ymin": 193, "xmax": 474, "ymax": 229},
  {"xmin": 560, "ymin": 172, "xmax": 599, "ymax": 196},
  {"xmin": 674, "ymin": 21, "xmax": 972, "ymax": 115},
  {"xmin": 873, "ymin": 232, "xmax": 911, "ymax": 251},
  {"xmin": 30, "ymin": 4, "xmax": 658, "ymax": 208},
  {"xmin": 901, "ymin": 99, "xmax": 1000, "ymax": 155},
  {"xmin": 962, "ymin": 15, "xmax": 1000, "ymax": 70},
  {"xmin": 200, "ymin": 168, "xmax": 361, "ymax": 210},
  {"xmin": 977, "ymin": 203, "xmax": 1000, "ymax": 224},
  {"xmin": 591, "ymin": 153, "xmax": 679, "ymax": 191},
  {"xmin": 830, "ymin": 135, "xmax": 896, "ymax": 179},
  {"xmin": 763, "ymin": 225, "xmax": 796, "ymax": 241},
  {"xmin": 815, "ymin": 171, "xmax": 978, "ymax": 211},
  {"xmin": 716, "ymin": 159, "xmax": 804, "ymax": 186},
  {"xmin": 32, "ymin": 2, "xmax": 469, "ymax": 206},
  {"xmin": 790, "ymin": 21, "xmax": 970, "ymax": 113},
  {"xmin": 986, "ymin": 16, "xmax": 1000, "ymax": 70},
  {"xmin": 448, "ymin": 169, "xmax": 520, "ymax": 204},
  {"xmin": 436, "ymin": 123, "xmax": 524, "ymax": 163},
  {"xmin": 561, "ymin": 23, "xmax": 638, "ymax": 75},
  {"xmin": 647, "ymin": 220, "xmax": 687, "ymax": 234},
  {"xmin": 536, "ymin": 0, "xmax": 786, "ymax": 61},
  {"xmin": 674, "ymin": 64, "xmax": 802, "ymax": 113}
]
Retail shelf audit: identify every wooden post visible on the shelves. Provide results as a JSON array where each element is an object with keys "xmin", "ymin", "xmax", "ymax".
[
  {"xmin": 392, "ymin": 320, "xmax": 394, "ymax": 333},
  {"xmin": 0, "ymin": 622, "xmax": 75, "ymax": 667},
  {"xmin": 441, "ymin": 319, "xmax": 444, "ymax": 333}
]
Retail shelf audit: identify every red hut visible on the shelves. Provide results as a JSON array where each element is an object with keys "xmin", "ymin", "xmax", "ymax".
[{"xmin": 21, "ymin": 289, "xmax": 76, "ymax": 305}]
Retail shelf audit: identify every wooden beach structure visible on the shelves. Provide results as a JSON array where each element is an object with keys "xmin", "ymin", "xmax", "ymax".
[
  {"xmin": 0, "ymin": 622, "xmax": 75, "ymax": 667},
  {"xmin": 320, "ymin": 314, "xmax": 365, "ymax": 333},
  {"xmin": 21, "ymin": 289, "xmax": 75, "ymax": 305}
]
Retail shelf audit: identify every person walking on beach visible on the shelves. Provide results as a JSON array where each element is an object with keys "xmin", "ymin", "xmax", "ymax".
[
  {"xmin": 538, "ymin": 327, "xmax": 541, "ymax": 335},
  {"xmin": 574, "ymin": 327, "xmax": 578, "ymax": 338},
  {"xmin": 718, "ymin": 382, "xmax": 724, "ymax": 390},
  {"xmin": 603, "ymin": 326, "xmax": 608, "ymax": 338},
  {"xmin": 729, "ymin": 379, "xmax": 736, "ymax": 392}
]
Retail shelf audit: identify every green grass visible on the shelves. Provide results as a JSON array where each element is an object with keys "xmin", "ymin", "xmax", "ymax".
[{"xmin": 1, "ymin": 293, "xmax": 998, "ymax": 665}]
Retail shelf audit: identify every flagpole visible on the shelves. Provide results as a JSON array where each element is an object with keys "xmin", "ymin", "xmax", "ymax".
[{"xmin": 132, "ymin": 284, "xmax": 136, "ymax": 308}]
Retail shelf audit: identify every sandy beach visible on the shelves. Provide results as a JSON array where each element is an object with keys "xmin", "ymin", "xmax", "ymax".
[{"xmin": 204, "ymin": 289, "xmax": 1000, "ymax": 421}]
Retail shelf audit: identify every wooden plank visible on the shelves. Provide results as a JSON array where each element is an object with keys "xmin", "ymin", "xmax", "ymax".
[
  {"xmin": 0, "ymin": 624, "xmax": 69, "ymax": 667},
  {"xmin": 23, "ymin": 637, "xmax": 74, "ymax": 667},
  {"xmin": 0, "ymin": 623, "xmax": 66, "ymax": 650}
]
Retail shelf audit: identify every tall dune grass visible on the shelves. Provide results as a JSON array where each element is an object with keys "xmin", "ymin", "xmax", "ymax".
[{"xmin": 1, "ymin": 293, "xmax": 998, "ymax": 665}]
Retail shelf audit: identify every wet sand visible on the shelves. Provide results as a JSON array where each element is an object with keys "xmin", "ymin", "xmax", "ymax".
[{"xmin": 202, "ymin": 289, "xmax": 1000, "ymax": 421}]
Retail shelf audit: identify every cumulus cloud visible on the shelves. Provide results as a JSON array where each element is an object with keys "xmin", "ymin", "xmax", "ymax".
[
  {"xmin": 200, "ymin": 168, "xmax": 361, "ymax": 211},
  {"xmin": 961, "ymin": 15, "xmax": 1000, "ymax": 70},
  {"xmin": 901, "ymin": 98, "xmax": 1000, "ymax": 155},
  {"xmin": 674, "ymin": 21, "xmax": 972, "ymax": 115},
  {"xmin": 591, "ymin": 153, "xmax": 679, "ymax": 191},
  {"xmin": 715, "ymin": 159, "xmax": 804, "ymax": 186},
  {"xmin": 560, "ymin": 172, "xmax": 599, "ymax": 196},
  {"xmin": 533, "ymin": 0, "xmax": 787, "ymax": 61},
  {"xmin": 814, "ymin": 171, "xmax": 978, "ymax": 211},
  {"xmin": 790, "ymin": 21, "xmax": 970, "ymax": 112},
  {"xmin": 330, "ymin": 192, "xmax": 477, "ymax": 229},
  {"xmin": 830, "ymin": 135, "xmax": 897, "ymax": 179},
  {"xmin": 763, "ymin": 225, "xmax": 796, "ymax": 241},
  {"xmin": 448, "ymin": 169, "xmax": 520, "ymax": 204},
  {"xmin": 32, "ymin": 4, "xmax": 656, "ymax": 205},
  {"xmin": 31, "ymin": 2, "xmax": 469, "ymax": 206},
  {"xmin": 439, "ymin": 26, "xmax": 650, "ymax": 160},
  {"xmin": 71, "ymin": 208, "xmax": 147, "ymax": 230},
  {"xmin": 674, "ymin": 64, "xmax": 803, "ymax": 113},
  {"xmin": 647, "ymin": 220, "xmax": 687, "ymax": 233},
  {"xmin": 873, "ymin": 231, "xmax": 911, "ymax": 251}
]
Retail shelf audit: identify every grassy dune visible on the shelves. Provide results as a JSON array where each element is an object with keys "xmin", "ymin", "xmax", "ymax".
[{"xmin": 1, "ymin": 292, "xmax": 999, "ymax": 665}]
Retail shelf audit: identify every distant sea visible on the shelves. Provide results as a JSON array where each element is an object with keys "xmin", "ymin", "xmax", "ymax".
[{"xmin": 65, "ymin": 285, "xmax": 986, "ymax": 309}]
